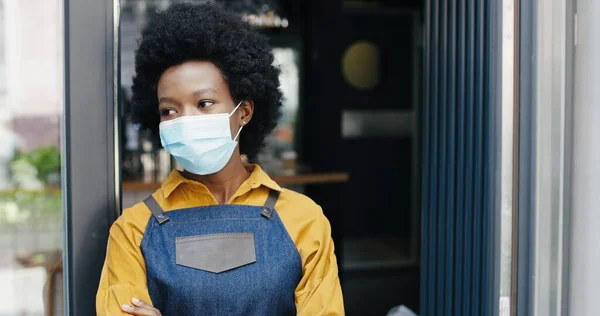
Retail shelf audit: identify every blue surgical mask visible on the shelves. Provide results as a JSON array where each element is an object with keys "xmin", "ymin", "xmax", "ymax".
[{"xmin": 159, "ymin": 101, "xmax": 243, "ymax": 175}]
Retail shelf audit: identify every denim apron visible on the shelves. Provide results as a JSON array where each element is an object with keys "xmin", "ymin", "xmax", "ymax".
[{"xmin": 140, "ymin": 189, "xmax": 302, "ymax": 316}]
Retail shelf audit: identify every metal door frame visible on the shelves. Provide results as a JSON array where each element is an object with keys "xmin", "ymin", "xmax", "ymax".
[
  {"xmin": 514, "ymin": 0, "xmax": 576, "ymax": 315},
  {"xmin": 62, "ymin": 0, "xmax": 121, "ymax": 314}
]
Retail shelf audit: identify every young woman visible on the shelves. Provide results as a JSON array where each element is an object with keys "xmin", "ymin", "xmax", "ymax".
[{"xmin": 96, "ymin": 3, "xmax": 344, "ymax": 315}]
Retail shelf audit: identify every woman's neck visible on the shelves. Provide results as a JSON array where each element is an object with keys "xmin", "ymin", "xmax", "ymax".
[{"xmin": 182, "ymin": 155, "xmax": 251, "ymax": 204}]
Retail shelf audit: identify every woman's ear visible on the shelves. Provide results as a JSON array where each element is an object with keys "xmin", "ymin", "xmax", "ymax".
[{"xmin": 239, "ymin": 100, "xmax": 254, "ymax": 125}]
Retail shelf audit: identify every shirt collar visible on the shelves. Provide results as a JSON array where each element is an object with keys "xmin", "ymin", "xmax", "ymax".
[
  {"xmin": 161, "ymin": 164, "xmax": 282, "ymax": 199},
  {"xmin": 244, "ymin": 164, "xmax": 283, "ymax": 192}
]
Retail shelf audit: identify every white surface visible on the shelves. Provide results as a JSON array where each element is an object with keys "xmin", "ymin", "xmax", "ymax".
[
  {"xmin": 499, "ymin": 0, "xmax": 515, "ymax": 300},
  {"xmin": 570, "ymin": 1, "xmax": 600, "ymax": 314},
  {"xmin": 532, "ymin": 1, "xmax": 571, "ymax": 313},
  {"xmin": 0, "ymin": 267, "xmax": 46, "ymax": 315},
  {"xmin": 386, "ymin": 305, "xmax": 418, "ymax": 316},
  {"xmin": 4, "ymin": 0, "xmax": 63, "ymax": 118}
]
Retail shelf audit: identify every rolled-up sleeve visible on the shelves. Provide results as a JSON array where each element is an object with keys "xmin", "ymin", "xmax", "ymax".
[{"xmin": 96, "ymin": 206, "xmax": 153, "ymax": 315}]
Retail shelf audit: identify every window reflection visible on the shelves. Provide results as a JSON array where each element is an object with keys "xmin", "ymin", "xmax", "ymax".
[{"xmin": 0, "ymin": 0, "xmax": 64, "ymax": 315}]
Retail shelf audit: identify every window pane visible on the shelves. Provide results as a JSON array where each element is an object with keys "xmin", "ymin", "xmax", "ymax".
[{"xmin": 0, "ymin": 0, "xmax": 64, "ymax": 315}]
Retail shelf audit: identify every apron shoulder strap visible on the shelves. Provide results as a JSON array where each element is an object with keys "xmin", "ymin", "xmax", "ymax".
[
  {"xmin": 261, "ymin": 189, "xmax": 280, "ymax": 220},
  {"xmin": 143, "ymin": 195, "xmax": 169, "ymax": 224}
]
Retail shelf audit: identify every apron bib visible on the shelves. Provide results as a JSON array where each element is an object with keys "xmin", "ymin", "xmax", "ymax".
[{"xmin": 141, "ymin": 189, "xmax": 302, "ymax": 316}]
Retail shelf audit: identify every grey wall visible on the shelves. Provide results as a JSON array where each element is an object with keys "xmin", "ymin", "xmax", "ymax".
[{"xmin": 569, "ymin": 1, "xmax": 600, "ymax": 314}]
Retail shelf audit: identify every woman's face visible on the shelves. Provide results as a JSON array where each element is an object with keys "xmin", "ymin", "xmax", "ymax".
[{"xmin": 157, "ymin": 60, "xmax": 253, "ymax": 133}]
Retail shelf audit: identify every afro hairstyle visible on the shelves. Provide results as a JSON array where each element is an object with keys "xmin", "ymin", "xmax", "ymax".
[{"xmin": 130, "ymin": 2, "xmax": 283, "ymax": 161}]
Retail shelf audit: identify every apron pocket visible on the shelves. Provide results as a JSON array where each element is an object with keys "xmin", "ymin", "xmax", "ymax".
[{"xmin": 175, "ymin": 233, "xmax": 256, "ymax": 273}]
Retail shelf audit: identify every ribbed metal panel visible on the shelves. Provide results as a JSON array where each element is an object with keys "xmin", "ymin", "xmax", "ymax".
[{"xmin": 421, "ymin": 0, "xmax": 493, "ymax": 314}]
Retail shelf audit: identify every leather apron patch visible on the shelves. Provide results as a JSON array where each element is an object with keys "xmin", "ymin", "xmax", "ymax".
[{"xmin": 175, "ymin": 233, "xmax": 256, "ymax": 273}]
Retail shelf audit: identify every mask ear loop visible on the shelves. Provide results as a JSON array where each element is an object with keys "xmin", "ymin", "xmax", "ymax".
[
  {"xmin": 233, "ymin": 125, "xmax": 243, "ymax": 142},
  {"xmin": 228, "ymin": 100, "xmax": 244, "ymax": 117},
  {"xmin": 230, "ymin": 100, "xmax": 245, "ymax": 141}
]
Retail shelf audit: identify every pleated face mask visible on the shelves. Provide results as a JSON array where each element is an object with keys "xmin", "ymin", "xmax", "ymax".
[{"xmin": 159, "ymin": 101, "xmax": 243, "ymax": 175}]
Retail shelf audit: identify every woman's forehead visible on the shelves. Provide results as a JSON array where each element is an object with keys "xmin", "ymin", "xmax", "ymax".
[{"xmin": 157, "ymin": 61, "xmax": 229, "ymax": 96}]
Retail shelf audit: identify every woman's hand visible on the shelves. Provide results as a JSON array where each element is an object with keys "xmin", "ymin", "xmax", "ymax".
[{"xmin": 121, "ymin": 298, "xmax": 162, "ymax": 316}]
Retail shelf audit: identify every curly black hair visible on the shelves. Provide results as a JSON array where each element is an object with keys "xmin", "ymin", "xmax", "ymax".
[{"xmin": 131, "ymin": 2, "xmax": 283, "ymax": 160}]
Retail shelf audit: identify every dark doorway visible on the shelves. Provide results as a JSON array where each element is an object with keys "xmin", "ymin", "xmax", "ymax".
[{"xmin": 299, "ymin": 1, "xmax": 424, "ymax": 315}]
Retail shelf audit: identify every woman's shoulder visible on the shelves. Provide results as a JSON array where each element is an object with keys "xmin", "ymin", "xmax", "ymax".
[
  {"xmin": 110, "ymin": 196, "xmax": 155, "ymax": 236},
  {"xmin": 277, "ymin": 188, "xmax": 321, "ymax": 213},
  {"xmin": 275, "ymin": 188, "xmax": 329, "ymax": 227},
  {"xmin": 274, "ymin": 188, "xmax": 333, "ymax": 249}
]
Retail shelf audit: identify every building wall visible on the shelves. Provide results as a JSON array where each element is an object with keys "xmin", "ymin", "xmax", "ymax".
[{"xmin": 569, "ymin": 0, "xmax": 600, "ymax": 314}]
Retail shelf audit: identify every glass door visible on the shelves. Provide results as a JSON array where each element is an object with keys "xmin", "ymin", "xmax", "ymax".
[{"xmin": 0, "ymin": 1, "xmax": 65, "ymax": 315}]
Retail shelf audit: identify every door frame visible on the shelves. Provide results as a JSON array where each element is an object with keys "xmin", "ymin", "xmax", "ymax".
[
  {"xmin": 514, "ymin": 0, "xmax": 576, "ymax": 315},
  {"xmin": 62, "ymin": 0, "xmax": 121, "ymax": 314}
]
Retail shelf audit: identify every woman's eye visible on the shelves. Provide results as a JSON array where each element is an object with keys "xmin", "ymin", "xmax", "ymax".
[
  {"xmin": 197, "ymin": 100, "xmax": 215, "ymax": 108},
  {"xmin": 160, "ymin": 108, "xmax": 176, "ymax": 116}
]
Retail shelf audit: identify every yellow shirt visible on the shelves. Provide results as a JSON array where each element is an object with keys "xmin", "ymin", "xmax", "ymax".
[{"xmin": 96, "ymin": 165, "xmax": 344, "ymax": 315}]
